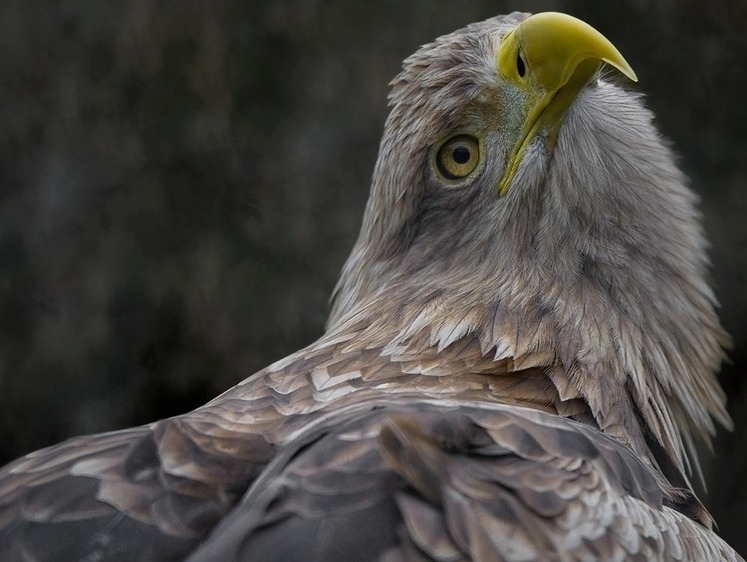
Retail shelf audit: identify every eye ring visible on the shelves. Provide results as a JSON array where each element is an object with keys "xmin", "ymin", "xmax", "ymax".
[{"xmin": 434, "ymin": 135, "xmax": 481, "ymax": 181}]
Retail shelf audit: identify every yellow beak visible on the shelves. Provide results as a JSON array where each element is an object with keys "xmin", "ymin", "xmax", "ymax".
[{"xmin": 496, "ymin": 12, "xmax": 638, "ymax": 196}]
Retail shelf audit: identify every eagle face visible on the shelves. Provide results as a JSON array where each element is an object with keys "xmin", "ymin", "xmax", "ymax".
[{"xmin": 331, "ymin": 12, "xmax": 729, "ymax": 478}]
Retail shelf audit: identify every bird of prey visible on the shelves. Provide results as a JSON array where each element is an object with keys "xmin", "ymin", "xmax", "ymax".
[{"xmin": 0, "ymin": 11, "xmax": 740, "ymax": 561}]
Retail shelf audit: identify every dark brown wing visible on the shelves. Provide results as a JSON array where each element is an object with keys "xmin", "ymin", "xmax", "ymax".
[
  {"xmin": 185, "ymin": 402, "xmax": 739, "ymax": 562},
  {"xmin": 0, "ymin": 416, "xmax": 275, "ymax": 561},
  {"xmin": 0, "ymin": 331, "xmax": 738, "ymax": 561},
  {"xmin": 0, "ymin": 332, "xmax": 562, "ymax": 562}
]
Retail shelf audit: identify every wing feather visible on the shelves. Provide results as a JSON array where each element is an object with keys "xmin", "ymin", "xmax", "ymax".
[
  {"xmin": 185, "ymin": 401, "xmax": 738, "ymax": 561},
  {"xmin": 0, "ymin": 414, "xmax": 276, "ymax": 561}
]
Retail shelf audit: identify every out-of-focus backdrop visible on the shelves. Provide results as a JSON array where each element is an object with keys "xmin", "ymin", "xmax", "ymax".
[{"xmin": 0, "ymin": 0, "xmax": 745, "ymax": 554}]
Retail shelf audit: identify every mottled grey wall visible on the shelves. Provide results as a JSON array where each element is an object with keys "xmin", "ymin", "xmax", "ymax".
[{"xmin": 0, "ymin": 0, "xmax": 745, "ymax": 555}]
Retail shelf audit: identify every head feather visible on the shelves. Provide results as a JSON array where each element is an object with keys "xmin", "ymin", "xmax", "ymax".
[{"xmin": 328, "ymin": 13, "xmax": 730, "ymax": 480}]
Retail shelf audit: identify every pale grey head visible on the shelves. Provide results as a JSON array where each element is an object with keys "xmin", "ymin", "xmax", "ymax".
[{"xmin": 329, "ymin": 12, "xmax": 730, "ymax": 480}]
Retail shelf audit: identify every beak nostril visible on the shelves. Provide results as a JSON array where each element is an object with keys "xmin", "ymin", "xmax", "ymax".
[{"xmin": 517, "ymin": 54, "xmax": 526, "ymax": 78}]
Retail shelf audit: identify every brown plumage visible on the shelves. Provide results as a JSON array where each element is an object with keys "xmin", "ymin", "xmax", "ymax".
[{"xmin": 0, "ymin": 11, "xmax": 740, "ymax": 561}]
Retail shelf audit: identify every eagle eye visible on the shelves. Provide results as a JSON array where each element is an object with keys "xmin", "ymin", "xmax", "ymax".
[{"xmin": 435, "ymin": 135, "xmax": 481, "ymax": 181}]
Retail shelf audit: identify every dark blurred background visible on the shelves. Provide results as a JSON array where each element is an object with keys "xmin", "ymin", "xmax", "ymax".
[{"xmin": 0, "ymin": 0, "xmax": 745, "ymax": 554}]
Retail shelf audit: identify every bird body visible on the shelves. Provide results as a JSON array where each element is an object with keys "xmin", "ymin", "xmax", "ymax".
[{"xmin": 0, "ymin": 11, "xmax": 740, "ymax": 561}]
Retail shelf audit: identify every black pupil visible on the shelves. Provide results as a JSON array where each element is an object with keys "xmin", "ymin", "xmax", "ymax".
[
  {"xmin": 452, "ymin": 146, "xmax": 471, "ymax": 164},
  {"xmin": 517, "ymin": 54, "xmax": 525, "ymax": 77}
]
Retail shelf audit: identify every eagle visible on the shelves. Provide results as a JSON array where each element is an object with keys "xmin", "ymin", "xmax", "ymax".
[{"xmin": 0, "ymin": 11, "xmax": 740, "ymax": 561}]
